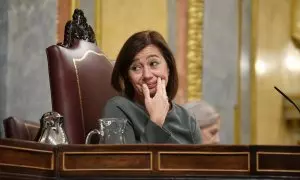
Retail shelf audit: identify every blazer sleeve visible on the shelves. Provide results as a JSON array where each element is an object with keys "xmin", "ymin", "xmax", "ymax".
[
  {"xmin": 190, "ymin": 116, "xmax": 202, "ymax": 144},
  {"xmin": 142, "ymin": 119, "xmax": 172, "ymax": 143}
]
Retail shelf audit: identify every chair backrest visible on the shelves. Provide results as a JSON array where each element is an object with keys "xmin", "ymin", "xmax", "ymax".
[{"xmin": 46, "ymin": 40, "xmax": 117, "ymax": 144}]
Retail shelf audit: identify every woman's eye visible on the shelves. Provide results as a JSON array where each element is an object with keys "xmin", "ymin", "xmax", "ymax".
[
  {"xmin": 210, "ymin": 129, "xmax": 218, "ymax": 136},
  {"xmin": 130, "ymin": 65, "xmax": 141, "ymax": 72},
  {"xmin": 150, "ymin": 61, "xmax": 159, "ymax": 67}
]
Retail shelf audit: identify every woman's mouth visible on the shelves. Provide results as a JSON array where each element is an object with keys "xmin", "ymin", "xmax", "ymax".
[{"xmin": 146, "ymin": 83, "xmax": 157, "ymax": 89}]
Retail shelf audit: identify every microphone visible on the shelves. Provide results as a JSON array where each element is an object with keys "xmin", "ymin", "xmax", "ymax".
[{"xmin": 274, "ymin": 86, "xmax": 300, "ymax": 114}]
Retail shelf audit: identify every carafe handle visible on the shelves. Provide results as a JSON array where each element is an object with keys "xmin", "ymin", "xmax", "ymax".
[{"xmin": 85, "ymin": 129, "xmax": 101, "ymax": 144}]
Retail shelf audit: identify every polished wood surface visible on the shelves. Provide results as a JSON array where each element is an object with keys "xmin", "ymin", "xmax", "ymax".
[
  {"xmin": 58, "ymin": 144, "xmax": 250, "ymax": 177},
  {"xmin": 0, "ymin": 139, "xmax": 56, "ymax": 180},
  {"xmin": 0, "ymin": 138, "xmax": 299, "ymax": 179}
]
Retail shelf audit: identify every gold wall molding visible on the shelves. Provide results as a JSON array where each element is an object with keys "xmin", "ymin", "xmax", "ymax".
[
  {"xmin": 291, "ymin": 0, "xmax": 300, "ymax": 48},
  {"xmin": 187, "ymin": 0, "xmax": 204, "ymax": 101},
  {"xmin": 94, "ymin": 0, "xmax": 102, "ymax": 48},
  {"xmin": 57, "ymin": 0, "xmax": 80, "ymax": 43},
  {"xmin": 251, "ymin": 0, "xmax": 296, "ymax": 144},
  {"xmin": 71, "ymin": 0, "xmax": 80, "ymax": 18},
  {"xmin": 250, "ymin": 0, "xmax": 258, "ymax": 144},
  {"xmin": 235, "ymin": 0, "xmax": 243, "ymax": 145},
  {"xmin": 100, "ymin": 0, "xmax": 167, "ymax": 60},
  {"xmin": 175, "ymin": 0, "xmax": 188, "ymax": 104},
  {"xmin": 57, "ymin": 0, "xmax": 72, "ymax": 43}
]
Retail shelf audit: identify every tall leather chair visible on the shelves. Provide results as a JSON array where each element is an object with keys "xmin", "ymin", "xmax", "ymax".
[
  {"xmin": 3, "ymin": 9, "xmax": 117, "ymax": 143},
  {"xmin": 46, "ymin": 40, "xmax": 117, "ymax": 144}
]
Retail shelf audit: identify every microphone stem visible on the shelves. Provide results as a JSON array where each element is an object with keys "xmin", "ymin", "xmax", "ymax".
[{"xmin": 274, "ymin": 86, "xmax": 300, "ymax": 114}]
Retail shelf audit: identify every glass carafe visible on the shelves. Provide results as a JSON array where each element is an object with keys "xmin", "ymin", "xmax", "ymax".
[{"xmin": 85, "ymin": 118, "xmax": 127, "ymax": 144}]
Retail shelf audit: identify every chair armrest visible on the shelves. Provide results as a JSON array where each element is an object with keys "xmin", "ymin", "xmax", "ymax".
[{"xmin": 3, "ymin": 117, "xmax": 40, "ymax": 141}]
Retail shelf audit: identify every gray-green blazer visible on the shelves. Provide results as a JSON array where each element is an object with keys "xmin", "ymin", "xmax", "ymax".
[{"xmin": 102, "ymin": 96, "xmax": 201, "ymax": 144}]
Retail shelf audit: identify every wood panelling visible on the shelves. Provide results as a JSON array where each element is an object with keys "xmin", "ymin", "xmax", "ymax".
[
  {"xmin": 62, "ymin": 152, "xmax": 152, "ymax": 171},
  {"xmin": 158, "ymin": 152, "xmax": 249, "ymax": 172},
  {"xmin": 0, "ymin": 139, "xmax": 300, "ymax": 179}
]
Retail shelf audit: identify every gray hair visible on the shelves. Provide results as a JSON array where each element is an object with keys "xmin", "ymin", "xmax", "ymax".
[{"xmin": 183, "ymin": 100, "xmax": 219, "ymax": 128}]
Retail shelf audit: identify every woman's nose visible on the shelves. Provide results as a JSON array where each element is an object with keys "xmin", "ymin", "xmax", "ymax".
[
  {"xmin": 142, "ymin": 67, "xmax": 153, "ymax": 80},
  {"xmin": 214, "ymin": 133, "xmax": 220, "ymax": 144}
]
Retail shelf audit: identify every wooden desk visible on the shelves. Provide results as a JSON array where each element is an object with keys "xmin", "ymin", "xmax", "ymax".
[{"xmin": 0, "ymin": 138, "xmax": 300, "ymax": 179}]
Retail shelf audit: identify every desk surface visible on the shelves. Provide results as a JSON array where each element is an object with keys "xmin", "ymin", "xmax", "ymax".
[{"xmin": 0, "ymin": 138, "xmax": 300, "ymax": 179}]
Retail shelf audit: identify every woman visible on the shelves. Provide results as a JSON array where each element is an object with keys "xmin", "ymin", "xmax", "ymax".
[{"xmin": 102, "ymin": 30, "xmax": 201, "ymax": 144}]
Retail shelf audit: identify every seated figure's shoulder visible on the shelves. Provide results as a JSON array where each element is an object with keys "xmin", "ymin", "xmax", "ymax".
[
  {"xmin": 107, "ymin": 96, "xmax": 127, "ymax": 103},
  {"xmin": 106, "ymin": 96, "xmax": 132, "ymax": 107}
]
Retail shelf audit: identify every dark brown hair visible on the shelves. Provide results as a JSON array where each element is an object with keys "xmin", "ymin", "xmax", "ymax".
[{"xmin": 111, "ymin": 30, "xmax": 178, "ymax": 100}]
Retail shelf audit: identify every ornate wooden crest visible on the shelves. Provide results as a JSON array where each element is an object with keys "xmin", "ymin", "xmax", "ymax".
[{"xmin": 58, "ymin": 9, "xmax": 96, "ymax": 48}]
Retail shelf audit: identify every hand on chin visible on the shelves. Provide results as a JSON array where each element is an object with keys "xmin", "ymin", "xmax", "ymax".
[
  {"xmin": 148, "ymin": 87, "xmax": 157, "ymax": 97},
  {"xmin": 139, "ymin": 86, "xmax": 156, "ymax": 97}
]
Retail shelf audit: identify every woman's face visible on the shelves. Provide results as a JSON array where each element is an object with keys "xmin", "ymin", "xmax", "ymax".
[
  {"xmin": 128, "ymin": 45, "xmax": 169, "ymax": 100},
  {"xmin": 200, "ymin": 118, "xmax": 221, "ymax": 144}
]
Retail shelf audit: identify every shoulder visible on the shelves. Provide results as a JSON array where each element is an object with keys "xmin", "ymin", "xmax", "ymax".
[
  {"xmin": 172, "ymin": 102, "xmax": 187, "ymax": 112},
  {"xmin": 169, "ymin": 102, "xmax": 198, "ymax": 132},
  {"xmin": 105, "ymin": 96, "xmax": 140, "ymax": 113},
  {"xmin": 171, "ymin": 102, "xmax": 195, "ymax": 120},
  {"xmin": 102, "ymin": 96, "xmax": 134, "ymax": 118},
  {"xmin": 105, "ymin": 96, "xmax": 132, "ymax": 107}
]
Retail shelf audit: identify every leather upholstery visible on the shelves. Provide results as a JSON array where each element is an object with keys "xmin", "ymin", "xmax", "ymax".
[
  {"xmin": 3, "ymin": 117, "xmax": 39, "ymax": 141},
  {"xmin": 46, "ymin": 40, "xmax": 117, "ymax": 144}
]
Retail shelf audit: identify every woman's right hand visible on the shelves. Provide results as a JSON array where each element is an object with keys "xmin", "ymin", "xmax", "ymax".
[{"xmin": 142, "ymin": 77, "xmax": 170, "ymax": 127}]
